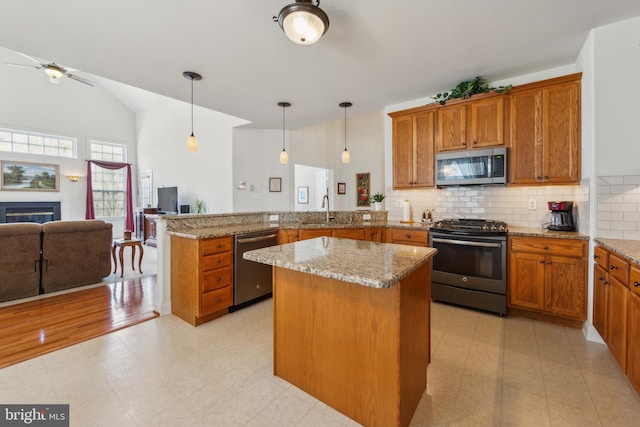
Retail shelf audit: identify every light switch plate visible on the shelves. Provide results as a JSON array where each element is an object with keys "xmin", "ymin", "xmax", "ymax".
[
  {"xmin": 363, "ymin": 214, "xmax": 371, "ymax": 221},
  {"xmin": 269, "ymin": 214, "xmax": 279, "ymax": 221}
]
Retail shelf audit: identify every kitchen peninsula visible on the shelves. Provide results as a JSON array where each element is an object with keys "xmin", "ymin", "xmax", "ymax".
[{"xmin": 244, "ymin": 237, "xmax": 437, "ymax": 427}]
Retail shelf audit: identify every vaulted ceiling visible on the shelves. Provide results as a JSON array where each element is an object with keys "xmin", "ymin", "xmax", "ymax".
[{"xmin": 2, "ymin": 1, "xmax": 640, "ymax": 129}]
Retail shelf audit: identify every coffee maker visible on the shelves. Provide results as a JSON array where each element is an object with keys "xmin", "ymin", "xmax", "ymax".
[{"xmin": 547, "ymin": 201, "xmax": 575, "ymax": 231}]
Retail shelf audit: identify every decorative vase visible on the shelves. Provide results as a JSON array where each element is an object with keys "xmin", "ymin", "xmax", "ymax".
[
  {"xmin": 373, "ymin": 202, "xmax": 382, "ymax": 211},
  {"xmin": 124, "ymin": 230, "xmax": 132, "ymax": 240}
]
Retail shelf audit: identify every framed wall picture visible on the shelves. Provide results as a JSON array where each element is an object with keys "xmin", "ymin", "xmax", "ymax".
[
  {"xmin": 1, "ymin": 161, "xmax": 60, "ymax": 192},
  {"xmin": 269, "ymin": 177, "xmax": 282, "ymax": 192},
  {"xmin": 337, "ymin": 182, "xmax": 346, "ymax": 195},
  {"xmin": 297, "ymin": 186, "xmax": 309, "ymax": 204},
  {"xmin": 356, "ymin": 173, "xmax": 370, "ymax": 207}
]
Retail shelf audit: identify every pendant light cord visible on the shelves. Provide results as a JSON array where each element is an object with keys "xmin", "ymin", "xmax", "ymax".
[
  {"xmin": 190, "ymin": 78, "xmax": 194, "ymax": 135},
  {"xmin": 344, "ymin": 105, "xmax": 347, "ymax": 151},
  {"xmin": 282, "ymin": 104, "xmax": 286, "ymax": 150}
]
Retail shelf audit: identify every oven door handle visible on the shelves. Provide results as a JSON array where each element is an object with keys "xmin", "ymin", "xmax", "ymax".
[
  {"xmin": 237, "ymin": 234, "xmax": 278, "ymax": 244},
  {"xmin": 431, "ymin": 237, "xmax": 502, "ymax": 248}
]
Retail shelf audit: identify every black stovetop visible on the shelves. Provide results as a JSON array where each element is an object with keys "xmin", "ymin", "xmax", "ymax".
[{"xmin": 430, "ymin": 218, "xmax": 508, "ymax": 235}]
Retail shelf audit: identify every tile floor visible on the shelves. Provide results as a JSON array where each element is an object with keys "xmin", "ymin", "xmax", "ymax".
[{"xmin": 1, "ymin": 300, "xmax": 639, "ymax": 426}]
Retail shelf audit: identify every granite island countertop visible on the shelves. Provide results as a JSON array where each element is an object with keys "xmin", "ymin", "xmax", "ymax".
[
  {"xmin": 595, "ymin": 238, "xmax": 640, "ymax": 265},
  {"xmin": 244, "ymin": 237, "xmax": 437, "ymax": 289}
]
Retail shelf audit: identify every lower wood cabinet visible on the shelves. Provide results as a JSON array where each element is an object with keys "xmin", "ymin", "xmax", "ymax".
[
  {"xmin": 277, "ymin": 229, "xmax": 299, "ymax": 244},
  {"xmin": 508, "ymin": 236, "xmax": 586, "ymax": 321},
  {"xmin": 384, "ymin": 228, "xmax": 429, "ymax": 247},
  {"xmin": 171, "ymin": 235, "xmax": 233, "ymax": 326},
  {"xmin": 627, "ymin": 265, "xmax": 640, "ymax": 394},
  {"xmin": 593, "ymin": 246, "xmax": 630, "ymax": 371}
]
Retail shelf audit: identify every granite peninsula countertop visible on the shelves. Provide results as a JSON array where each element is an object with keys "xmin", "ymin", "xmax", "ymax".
[
  {"xmin": 595, "ymin": 238, "xmax": 640, "ymax": 265},
  {"xmin": 243, "ymin": 237, "xmax": 437, "ymax": 289}
]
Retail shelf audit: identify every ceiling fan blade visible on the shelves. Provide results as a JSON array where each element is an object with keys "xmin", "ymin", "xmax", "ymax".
[
  {"xmin": 67, "ymin": 73, "xmax": 95, "ymax": 87},
  {"xmin": 3, "ymin": 62, "xmax": 41, "ymax": 69},
  {"xmin": 16, "ymin": 52, "xmax": 45, "ymax": 65}
]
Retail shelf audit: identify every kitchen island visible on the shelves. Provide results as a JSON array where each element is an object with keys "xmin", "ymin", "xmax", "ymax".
[{"xmin": 244, "ymin": 237, "xmax": 437, "ymax": 427}]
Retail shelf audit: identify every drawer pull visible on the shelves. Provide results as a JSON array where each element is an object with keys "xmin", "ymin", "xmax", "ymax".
[
  {"xmin": 216, "ymin": 244, "xmax": 222, "ymax": 248},
  {"xmin": 543, "ymin": 246, "xmax": 548, "ymax": 250},
  {"xmin": 539, "ymin": 260, "xmax": 545, "ymax": 264},
  {"xmin": 216, "ymin": 277, "xmax": 221, "ymax": 282},
  {"xmin": 217, "ymin": 259, "xmax": 222, "ymax": 264},
  {"xmin": 634, "ymin": 281, "xmax": 640, "ymax": 288},
  {"xmin": 216, "ymin": 297, "xmax": 222, "ymax": 303},
  {"xmin": 594, "ymin": 255, "xmax": 600, "ymax": 259},
  {"xmin": 598, "ymin": 276, "xmax": 605, "ymax": 282},
  {"xmin": 609, "ymin": 265, "xmax": 618, "ymax": 270}
]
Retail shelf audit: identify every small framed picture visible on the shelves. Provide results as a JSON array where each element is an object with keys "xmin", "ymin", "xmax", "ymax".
[
  {"xmin": 297, "ymin": 186, "xmax": 309, "ymax": 204},
  {"xmin": 269, "ymin": 177, "xmax": 281, "ymax": 192},
  {"xmin": 337, "ymin": 182, "xmax": 346, "ymax": 195}
]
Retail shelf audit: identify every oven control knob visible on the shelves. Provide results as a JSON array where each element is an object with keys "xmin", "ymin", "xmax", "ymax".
[{"xmin": 482, "ymin": 224, "xmax": 489, "ymax": 231}]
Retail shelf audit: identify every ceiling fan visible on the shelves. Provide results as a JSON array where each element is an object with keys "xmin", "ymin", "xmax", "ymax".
[{"xmin": 4, "ymin": 52, "xmax": 94, "ymax": 86}]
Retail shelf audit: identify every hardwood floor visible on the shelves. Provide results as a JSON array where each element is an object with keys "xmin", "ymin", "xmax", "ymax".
[{"xmin": 0, "ymin": 276, "xmax": 157, "ymax": 369}]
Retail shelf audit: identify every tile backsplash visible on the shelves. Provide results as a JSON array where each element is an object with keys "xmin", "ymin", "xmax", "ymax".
[
  {"xmin": 597, "ymin": 175, "xmax": 640, "ymax": 240},
  {"xmin": 385, "ymin": 183, "xmax": 588, "ymax": 232}
]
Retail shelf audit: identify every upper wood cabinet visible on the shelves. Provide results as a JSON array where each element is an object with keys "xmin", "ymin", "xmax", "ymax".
[
  {"xmin": 390, "ymin": 109, "xmax": 435, "ymax": 189},
  {"xmin": 508, "ymin": 74, "xmax": 581, "ymax": 184},
  {"xmin": 437, "ymin": 94, "xmax": 505, "ymax": 152}
]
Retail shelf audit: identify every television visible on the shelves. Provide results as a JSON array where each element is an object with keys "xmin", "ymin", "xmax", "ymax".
[{"xmin": 157, "ymin": 186, "xmax": 178, "ymax": 214}]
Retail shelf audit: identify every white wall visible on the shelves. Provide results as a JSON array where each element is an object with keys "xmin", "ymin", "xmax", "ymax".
[
  {"xmin": 136, "ymin": 98, "xmax": 248, "ymax": 214},
  {"xmin": 592, "ymin": 16, "xmax": 640, "ymax": 176},
  {"xmin": 233, "ymin": 128, "xmax": 292, "ymax": 212},
  {"xmin": 0, "ymin": 47, "xmax": 136, "ymax": 220},
  {"xmin": 232, "ymin": 110, "xmax": 385, "ymax": 212}
]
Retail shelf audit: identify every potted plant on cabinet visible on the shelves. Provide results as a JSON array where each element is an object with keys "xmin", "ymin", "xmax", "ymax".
[{"xmin": 370, "ymin": 192, "xmax": 385, "ymax": 211}]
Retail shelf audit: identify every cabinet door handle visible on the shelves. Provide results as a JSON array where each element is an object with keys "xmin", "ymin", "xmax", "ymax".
[
  {"xmin": 598, "ymin": 276, "xmax": 605, "ymax": 282},
  {"xmin": 634, "ymin": 281, "xmax": 640, "ymax": 287},
  {"xmin": 473, "ymin": 141, "xmax": 478, "ymax": 145},
  {"xmin": 546, "ymin": 261, "xmax": 552, "ymax": 265},
  {"xmin": 536, "ymin": 176, "xmax": 542, "ymax": 180},
  {"xmin": 610, "ymin": 265, "xmax": 618, "ymax": 270},
  {"xmin": 594, "ymin": 255, "xmax": 600, "ymax": 259},
  {"xmin": 461, "ymin": 142, "xmax": 467, "ymax": 146},
  {"xmin": 604, "ymin": 280, "xmax": 610, "ymax": 285},
  {"xmin": 539, "ymin": 260, "xmax": 545, "ymax": 264}
]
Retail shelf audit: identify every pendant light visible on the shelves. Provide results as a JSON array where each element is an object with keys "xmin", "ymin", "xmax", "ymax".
[
  {"xmin": 183, "ymin": 71, "xmax": 202, "ymax": 153},
  {"xmin": 340, "ymin": 102, "xmax": 352, "ymax": 164},
  {"xmin": 273, "ymin": 0, "xmax": 329, "ymax": 45},
  {"xmin": 278, "ymin": 102, "xmax": 291, "ymax": 164}
]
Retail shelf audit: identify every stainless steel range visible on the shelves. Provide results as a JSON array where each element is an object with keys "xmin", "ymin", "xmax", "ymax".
[{"xmin": 429, "ymin": 218, "xmax": 508, "ymax": 315}]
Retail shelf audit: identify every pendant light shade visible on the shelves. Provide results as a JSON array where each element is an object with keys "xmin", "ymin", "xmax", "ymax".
[
  {"xmin": 273, "ymin": 0, "xmax": 329, "ymax": 45},
  {"xmin": 183, "ymin": 71, "xmax": 202, "ymax": 153},
  {"xmin": 340, "ymin": 102, "xmax": 352, "ymax": 164},
  {"xmin": 278, "ymin": 102, "xmax": 291, "ymax": 164}
]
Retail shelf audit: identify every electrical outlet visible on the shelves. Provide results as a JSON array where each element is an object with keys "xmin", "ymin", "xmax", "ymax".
[
  {"xmin": 528, "ymin": 199, "xmax": 537, "ymax": 210},
  {"xmin": 396, "ymin": 200, "xmax": 403, "ymax": 208},
  {"xmin": 269, "ymin": 214, "xmax": 279, "ymax": 222},
  {"xmin": 363, "ymin": 214, "xmax": 371, "ymax": 221}
]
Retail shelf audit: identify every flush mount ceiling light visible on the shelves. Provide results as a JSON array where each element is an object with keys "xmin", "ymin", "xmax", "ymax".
[
  {"xmin": 340, "ymin": 102, "xmax": 352, "ymax": 164},
  {"xmin": 278, "ymin": 101, "xmax": 291, "ymax": 164},
  {"xmin": 183, "ymin": 71, "xmax": 202, "ymax": 153},
  {"xmin": 273, "ymin": 0, "xmax": 329, "ymax": 45},
  {"xmin": 44, "ymin": 64, "xmax": 65, "ymax": 80}
]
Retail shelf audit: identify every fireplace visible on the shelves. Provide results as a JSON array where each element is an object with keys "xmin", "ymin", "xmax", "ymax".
[{"xmin": 0, "ymin": 202, "xmax": 61, "ymax": 223}]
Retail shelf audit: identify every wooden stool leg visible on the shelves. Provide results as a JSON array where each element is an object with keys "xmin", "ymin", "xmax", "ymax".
[
  {"xmin": 130, "ymin": 245, "xmax": 136, "ymax": 271},
  {"xmin": 138, "ymin": 243, "xmax": 144, "ymax": 274},
  {"xmin": 112, "ymin": 243, "xmax": 117, "ymax": 274},
  {"xmin": 118, "ymin": 246, "xmax": 125, "ymax": 278}
]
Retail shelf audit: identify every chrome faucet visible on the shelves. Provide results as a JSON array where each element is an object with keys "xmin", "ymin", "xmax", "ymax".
[{"xmin": 321, "ymin": 193, "xmax": 331, "ymax": 223}]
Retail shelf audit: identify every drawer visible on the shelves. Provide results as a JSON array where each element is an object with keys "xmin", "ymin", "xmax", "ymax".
[
  {"xmin": 510, "ymin": 237, "xmax": 584, "ymax": 258},
  {"xmin": 609, "ymin": 253, "xmax": 629, "ymax": 284},
  {"xmin": 388, "ymin": 228, "xmax": 429, "ymax": 246},
  {"xmin": 202, "ymin": 237, "xmax": 232, "ymax": 256},
  {"xmin": 333, "ymin": 228, "xmax": 366, "ymax": 240},
  {"xmin": 631, "ymin": 265, "xmax": 640, "ymax": 297},
  {"xmin": 202, "ymin": 252, "xmax": 232, "ymax": 271},
  {"xmin": 593, "ymin": 246, "xmax": 609, "ymax": 269},
  {"xmin": 201, "ymin": 286, "xmax": 232, "ymax": 315},
  {"xmin": 202, "ymin": 267, "xmax": 232, "ymax": 292}
]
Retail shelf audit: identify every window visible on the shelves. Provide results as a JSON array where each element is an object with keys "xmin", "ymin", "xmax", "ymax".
[
  {"xmin": 0, "ymin": 128, "xmax": 76, "ymax": 158},
  {"xmin": 90, "ymin": 141, "xmax": 127, "ymax": 218}
]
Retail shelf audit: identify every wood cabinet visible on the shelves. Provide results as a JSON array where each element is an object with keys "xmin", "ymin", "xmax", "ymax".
[
  {"xmin": 592, "ymin": 246, "xmax": 629, "ymax": 369},
  {"xmin": 278, "ymin": 229, "xmax": 299, "ymax": 244},
  {"xmin": 384, "ymin": 228, "xmax": 429, "ymax": 247},
  {"xmin": 171, "ymin": 235, "xmax": 233, "ymax": 326},
  {"xmin": 366, "ymin": 227, "xmax": 383, "ymax": 243},
  {"xmin": 390, "ymin": 109, "xmax": 436, "ymax": 189},
  {"xmin": 135, "ymin": 208, "xmax": 158, "ymax": 246},
  {"xmin": 436, "ymin": 94, "xmax": 505, "ymax": 152},
  {"xmin": 298, "ymin": 228, "xmax": 369, "ymax": 242},
  {"xmin": 508, "ymin": 73, "xmax": 581, "ymax": 184},
  {"xmin": 627, "ymin": 266, "xmax": 640, "ymax": 395},
  {"xmin": 509, "ymin": 236, "xmax": 586, "ymax": 320}
]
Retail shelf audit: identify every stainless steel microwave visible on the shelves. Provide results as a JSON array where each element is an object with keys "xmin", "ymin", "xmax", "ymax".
[{"xmin": 435, "ymin": 147, "xmax": 507, "ymax": 186}]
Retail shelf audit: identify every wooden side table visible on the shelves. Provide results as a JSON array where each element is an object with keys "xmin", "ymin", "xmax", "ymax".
[{"xmin": 112, "ymin": 238, "xmax": 144, "ymax": 278}]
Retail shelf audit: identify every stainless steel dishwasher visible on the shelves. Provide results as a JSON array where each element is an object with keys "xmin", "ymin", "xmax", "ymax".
[{"xmin": 231, "ymin": 230, "xmax": 278, "ymax": 311}]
